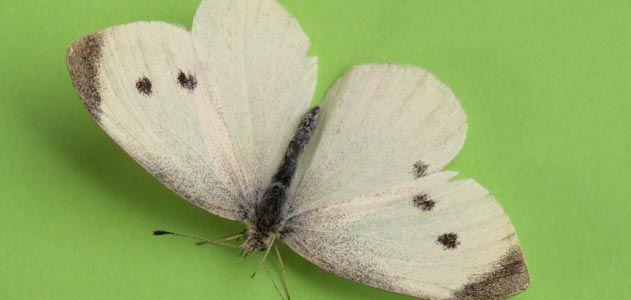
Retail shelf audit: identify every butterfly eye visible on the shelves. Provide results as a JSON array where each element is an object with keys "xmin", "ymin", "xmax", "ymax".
[
  {"xmin": 177, "ymin": 70, "xmax": 197, "ymax": 91},
  {"xmin": 136, "ymin": 76, "xmax": 152, "ymax": 95}
]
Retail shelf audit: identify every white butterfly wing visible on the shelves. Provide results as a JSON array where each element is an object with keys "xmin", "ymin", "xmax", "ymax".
[
  {"xmin": 67, "ymin": 22, "xmax": 248, "ymax": 220},
  {"xmin": 284, "ymin": 173, "xmax": 528, "ymax": 299},
  {"xmin": 67, "ymin": 0, "xmax": 317, "ymax": 220},
  {"xmin": 283, "ymin": 65, "xmax": 528, "ymax": 299},
  {"xmin": 289, "ymin": 64, "xmax": 467, "ymax": 213},
  {"xmin": 192, "ymin": 0, "xmax": 317, "ymax": 194}
]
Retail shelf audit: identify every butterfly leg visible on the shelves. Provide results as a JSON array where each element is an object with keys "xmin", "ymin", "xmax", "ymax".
[
  {"xmin": 251, "ymin": 237, "xmax": 275, "ymax": 278},
  {"xmin": 263, "ymin": 262, "xmax": 285, "ymax": 300},
  {"xmin": 274, "ymin": 243, "xmax": 291, "ymax": 300}
]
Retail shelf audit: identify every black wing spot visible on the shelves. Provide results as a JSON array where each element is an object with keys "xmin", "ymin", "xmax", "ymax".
[
  {"xmin": 177, "ymin": 70, "xmax": 197, "ymax": 91},
  {"xmin": 437, "ymin": 233, "xmax": 460, "ymax": 250},
  {"xmin": 412, "ymin": 194, "xmax": 435, "ymax": 211},
  {"xmin": 135, "ymin": 76, "xmax": 152, "ymax": 95},
  {"xmin": 413, "ymin": 161, "xmax": 429, "ymax": 178}
]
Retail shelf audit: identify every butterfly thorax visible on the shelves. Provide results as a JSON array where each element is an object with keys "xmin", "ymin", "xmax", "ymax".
[
  {"xmin": 242, "ymin": 107, "xmax": 320, "ymax": 254},
  {"xmin": 242, "ymin": 183, "xmax": 288, "ymax": 253}
]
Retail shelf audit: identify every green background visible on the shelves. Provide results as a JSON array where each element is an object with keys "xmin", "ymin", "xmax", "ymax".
[{"xmin": 1, "ymin": 0, "xmax": 629, "ymax": 299}]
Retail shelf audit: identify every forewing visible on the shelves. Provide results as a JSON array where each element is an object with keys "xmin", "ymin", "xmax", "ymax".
[
  {"xmin": 283, "ymin": 173, "xmax": 529, "ymax": 299},
  {"xmin": 67, "ymin": 22, "xmax": 248, "ymax": 220},
  {"xmin": 192, "ymin": 0, "xmax": 318, "ymax": 192},
  {"xmin": 288, "ymin": 64, "xmax": 467, "ymax": 214}
]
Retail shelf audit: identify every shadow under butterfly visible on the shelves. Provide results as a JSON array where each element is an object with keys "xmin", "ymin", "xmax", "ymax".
[{"xmin": 66, "ymin": 0, "xmax": 529, "ymax": 299}]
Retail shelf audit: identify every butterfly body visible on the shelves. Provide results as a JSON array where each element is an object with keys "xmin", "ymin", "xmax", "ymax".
[{"xmin": 244, "ymin": 107, "xmax": 320, "ymax": 254}]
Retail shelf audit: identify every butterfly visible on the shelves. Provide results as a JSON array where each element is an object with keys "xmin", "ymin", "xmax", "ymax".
[{"xmin": 66, "ymin": 0, "xmax": 529, "ymax": 299}]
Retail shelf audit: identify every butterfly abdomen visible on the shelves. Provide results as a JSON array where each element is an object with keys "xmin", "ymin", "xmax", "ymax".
[{"xmin": 252, "ymin": 107, "xmax": 321, "ymax": 236}]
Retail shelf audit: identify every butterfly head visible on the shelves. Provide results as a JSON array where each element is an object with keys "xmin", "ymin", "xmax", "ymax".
[{"xmin": 241, "ymin": 226, "xmax": 276, "ymax": 256}]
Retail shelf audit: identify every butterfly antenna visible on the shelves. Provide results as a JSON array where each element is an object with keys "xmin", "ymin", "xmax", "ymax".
[
  {"xmin": 153, "ymin": 230, "xmax": 242, "ymax": 249},
  {"xmin": 195, "ymin": 233, "xmax": 242, "ymax": 246},
  {"xmin": 251, "ymin": 238, "xmax": 275, "ymax": 278},
  {"xmin": 263, "ymin": 262, "xmax": 285, "ymax": 300},
  {"xmin": 274, "ymin": 243, "xmax": 291, "ymax": 300}
]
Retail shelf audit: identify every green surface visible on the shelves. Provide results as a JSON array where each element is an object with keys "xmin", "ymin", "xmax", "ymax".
[{"xmin": 1, "ymin": 0, "xmax": 630, "ymax": 299}]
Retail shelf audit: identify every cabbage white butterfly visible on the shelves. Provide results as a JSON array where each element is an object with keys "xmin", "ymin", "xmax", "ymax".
[{"xmin": 66, "ymin": 0, "xmax": 529, "ymax": 299}]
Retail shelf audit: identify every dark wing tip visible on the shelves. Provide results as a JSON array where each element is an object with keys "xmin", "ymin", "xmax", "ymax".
[
  {"xmin": 66, "ymin": 33, "xmax": 104, "ymax": 122},
  {"xmin": 454, "ymin": 247, "xmax": 530, "ymax": 300}
]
